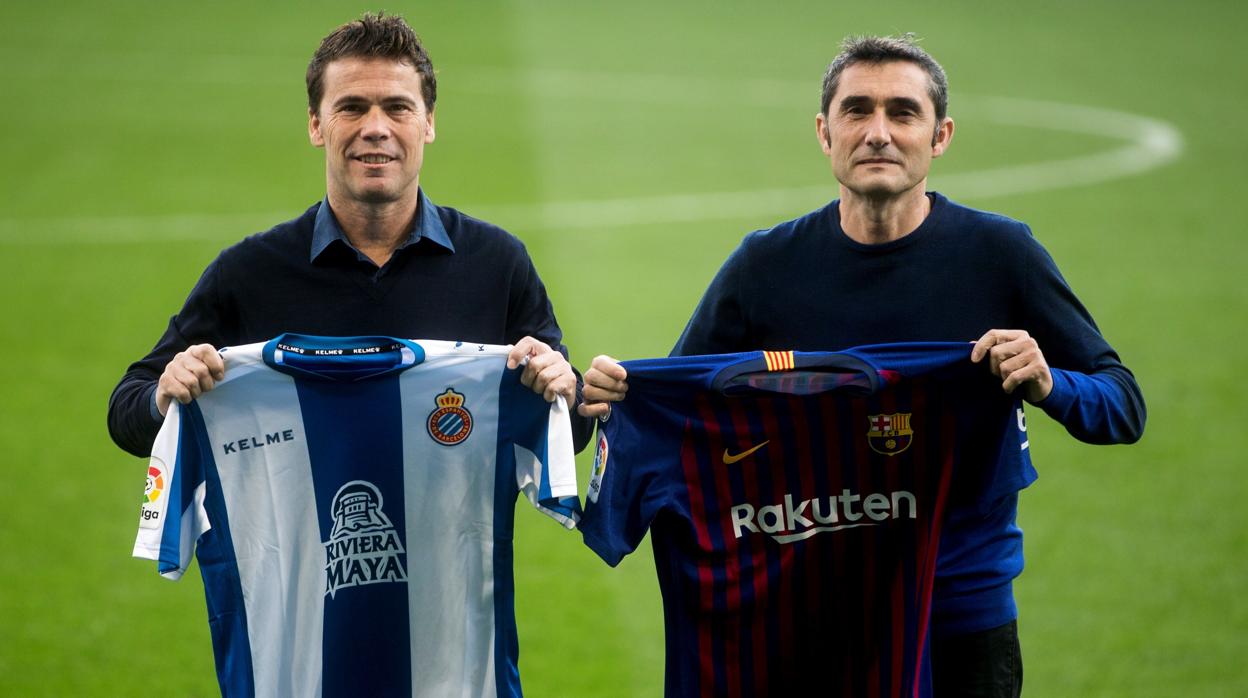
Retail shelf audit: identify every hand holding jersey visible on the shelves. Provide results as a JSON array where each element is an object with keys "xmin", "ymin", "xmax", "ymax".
[
  {"xmin": 156, "ymin": 343, "xmax": 226, "ymax": 417},
  {"xmin": 971, "ymin": 329, "xmax": 1054, "ymax": 403},
  {"xmin": 579, "ymin": 354, "xmax": 628, "ymax": 418},
  {"xmin": 507, "ymin": 335, "xmax": 579, "ymax": 404}
]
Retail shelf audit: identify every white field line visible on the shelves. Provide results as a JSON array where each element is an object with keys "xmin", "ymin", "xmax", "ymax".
[{"xmin": 0, "ymin": 94, "xmax": 1181, "ymax": 245}]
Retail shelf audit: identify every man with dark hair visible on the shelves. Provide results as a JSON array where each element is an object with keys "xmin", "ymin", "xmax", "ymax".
[
  {"xmin": 583, "ymin": 34, "xmax": 1145, "ymax": 696},
  {"xmin": 109, "ymin": 12, "xmax": 593, "ymax": 456}
]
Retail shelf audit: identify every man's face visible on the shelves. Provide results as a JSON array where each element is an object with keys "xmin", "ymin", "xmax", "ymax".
[
  {"xmin": 816, "ymin": 61, "xmax": 953, "ymax": 200},
  {"xmin": 308, "ymin": 57, "xmax": 435, "ymax": 207}
]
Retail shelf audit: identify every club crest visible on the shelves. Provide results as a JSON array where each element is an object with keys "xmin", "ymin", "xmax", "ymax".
[
  {"xmin": 867, "ymin": 413, "xmax": 913, "ymax": 456},
  {"xmin": 428, "ymin": 388, "xmax": 473, "ymax": 445}
]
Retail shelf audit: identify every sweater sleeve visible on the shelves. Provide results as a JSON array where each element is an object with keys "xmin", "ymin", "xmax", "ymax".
[
  {"xmin": 1014, "ymin": 228, "xmax": 1146, "ymax": 444},
  {"xmin": 671, "ymin": 234, "xmax": 753, "ymax": 357},
  {"xmin": 107, "ymin": 257, "xmax": 233, "ymax": 457},
  {"xmin": 502, "ymin": 240, "xmax": 595, "ymax": 454}
]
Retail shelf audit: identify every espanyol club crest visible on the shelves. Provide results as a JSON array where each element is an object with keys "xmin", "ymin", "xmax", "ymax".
[
  {"xmin": 867, "ymin": 413, "xmax": 914, "ymax": 456},
  {"xmin": 428, "ymin": 388, "xmax": 474, "ymax": 445}
]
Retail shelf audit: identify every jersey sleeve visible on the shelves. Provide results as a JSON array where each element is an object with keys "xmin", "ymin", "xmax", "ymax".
[
  {"xmin": 502, "ymin": 375, "xmax": 581, "ymax": 529},
  {"xmin": 131, "ymin": 402, "xmax": 212, "ymax": 580},
  {"xmin": 578, "ymin": 403, "xmax": 681, "ymax": 567}
]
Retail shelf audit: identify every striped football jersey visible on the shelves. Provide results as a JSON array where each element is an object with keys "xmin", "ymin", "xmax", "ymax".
[
  {"xmin": 133, "ymin": 334, "xmax": 579, "ymax": 698},
  {"xmin": 579, "ymin": 343, "xmax": 1031, "ymax": 697}
]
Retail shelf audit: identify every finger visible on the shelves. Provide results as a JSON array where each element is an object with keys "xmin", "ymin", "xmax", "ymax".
[
  {"xmin": 187, "ymin": 344, "xmax": 225, "ymax": 380},
  {"xmin": 577, "ymin": 402, "xmax": 612, "ymax": 419},
  {"xmin": 506, "ymin": 337, "xmax": 551, "ymax": 369},
  {"xmin": 533, "ymin": 364, "xmax": 572, "ymax": 401},
  {"xmin": 970, "ymin": 331, "xmax": 1002, "ymax": 363},
  {"xmin": 584, "ymin": 369, "xmax": 628, "ymax": 395},
  {"xmin": 1001, "ymin": 363, "xmax": 1043, "ymax": 395},
  {"xmin": 522, "ymin": 351, "xmax": 563, "ymax": 388},
  {"xmin": 996, "ymin": 347, "xmax": 1040, "ymax": 377},
  {"xmin": 546, "ymin": 373, "xmax": 577, "ymax": 403},
  {"xmin": 582, "ymin": 384, "xmax": 626, "ymax": 403},
  {"xmin": 187, "ymin": 360, "xmax": 220, "ymax": 394},
  {"xmin": 168, "ymin": 366, "xmax": 203, "ymax": 402},
  {"xmin": 589, "ymin": 355, "xmax": 628, "ymax": 381}
]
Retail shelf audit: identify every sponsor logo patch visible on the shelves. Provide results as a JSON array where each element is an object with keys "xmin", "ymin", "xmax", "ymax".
[
  {"xmin": 324, "ymin": 480, "xmax": 407, "ymax": 598},
  {"xmin": 139, "ymin": 458, "xmax": 167, "ymax": 529},
  {"xmin": 723, "ymin": 440, "xmax": 770, "ymax": 465},
  {"xmin": 587, "ymin": 432, "xmax": 608, "ymax": 504},
  {"xmin": 427, "ymin": 388, "xmax": 473, "ymax": 446}
]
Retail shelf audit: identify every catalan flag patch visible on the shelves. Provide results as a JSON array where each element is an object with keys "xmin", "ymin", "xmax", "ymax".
[{"xmin": 763, "ymin": 350, "xmax": 795, "ymax": 372}]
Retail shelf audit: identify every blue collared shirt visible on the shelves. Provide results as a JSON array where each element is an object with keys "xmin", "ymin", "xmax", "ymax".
[{"xmin": 310, "ymin": 190, "xmax": 455, "ymax": 276}]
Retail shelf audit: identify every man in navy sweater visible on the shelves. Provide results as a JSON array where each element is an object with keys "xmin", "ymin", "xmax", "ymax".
[
  {"xmin": 582, "ymin": 35, "xmax": 1145, "ymax": 696},
  {"xmin": 109, "ymin": 13, "xmax": 593, "ymax": 457}
]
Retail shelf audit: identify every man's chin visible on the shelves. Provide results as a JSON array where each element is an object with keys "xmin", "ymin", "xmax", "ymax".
[
  {"xmin": 842, "ymin": 176, "xmax": 919, "ymax": 200},
  {"xmin": 350, "ymin": 186, "xmax": 405, "ymax": 205}
]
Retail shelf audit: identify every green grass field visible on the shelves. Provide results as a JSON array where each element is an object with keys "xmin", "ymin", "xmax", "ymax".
[{"xmin": 2, "ymin": 1, "xmax": 1245, "ymax": 695}]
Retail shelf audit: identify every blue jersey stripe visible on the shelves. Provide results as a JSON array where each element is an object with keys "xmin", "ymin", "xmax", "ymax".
[
  {"xmin": 295, "ymin": 376, "xmax": 412, "ymax": 698},
  {"xmin": 185, "ymin": 402, "xmax": 257, "ymax": 698}
]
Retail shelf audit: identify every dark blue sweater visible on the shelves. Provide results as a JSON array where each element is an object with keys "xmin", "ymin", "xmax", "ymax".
[
  {"xmin": 673, "ymin": 192, "xmax": 1145, "ymax": 635},
  {"xmin": 109, "ymin": 194, "xmax": 591, "ymax": 457}
]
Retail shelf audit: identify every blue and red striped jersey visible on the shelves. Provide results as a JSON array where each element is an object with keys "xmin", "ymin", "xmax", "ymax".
[{"xmin": 579, "ymin": 343, "xmax": 1031, "ymax": 697}]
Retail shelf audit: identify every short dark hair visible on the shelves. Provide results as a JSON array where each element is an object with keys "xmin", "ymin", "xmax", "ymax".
[
  {"xmin": 306, "ymin": 12, "xmax": 436, "ymax": 114},
  {"xmin": 819, "ymin": 34, "xmax": 948, "ymax": 123}
]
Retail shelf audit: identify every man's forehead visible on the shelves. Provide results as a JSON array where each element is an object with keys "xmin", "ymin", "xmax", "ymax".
[
  {"xmin": 322, "ymin": 57, "xmax": 423, "ymax": 92},
  {"xmin": 834, "ymin": 61, "xmax": 932, "ymax": 104}
]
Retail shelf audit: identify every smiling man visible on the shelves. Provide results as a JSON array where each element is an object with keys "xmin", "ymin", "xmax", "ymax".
[
  {"xmin": 109, "ymin": 13, "xmax": 593, "ymax": 456},
  {"xmin": 583, "ymin": 35, "xmax": 1145, "ymax": 696}
]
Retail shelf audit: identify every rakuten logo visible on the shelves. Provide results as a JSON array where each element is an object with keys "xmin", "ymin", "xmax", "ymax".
[{"xmin": 730, "ymin": 490, "xmax": 916, "ymax": 544}]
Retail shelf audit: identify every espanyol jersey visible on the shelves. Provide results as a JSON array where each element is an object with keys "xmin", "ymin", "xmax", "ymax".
[
  {"xmin": 579, "ymin": 343, "xmax": 1031, "ymax": 698},
  {"xmin": 133, "ymin": 334, "xmax": 579, "ymax": 698}
]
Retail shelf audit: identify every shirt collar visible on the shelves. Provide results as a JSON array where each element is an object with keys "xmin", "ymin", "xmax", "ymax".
[{"xmin": 310, "ymin": 189, "xmax": 454, "ymax": 263}]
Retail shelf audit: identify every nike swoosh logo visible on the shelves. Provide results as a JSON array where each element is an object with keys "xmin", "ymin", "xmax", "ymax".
[{"xmin": 723, "ymin": 440, "xmax": 770, "ymax": 464}]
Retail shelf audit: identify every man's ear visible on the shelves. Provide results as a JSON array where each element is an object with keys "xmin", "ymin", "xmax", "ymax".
[
  {"xmin": 931, "ymin": 116, "xmax": 954, "ymax": 157},
  {"xmin": 815, "ymin": 112, "xmax": 833, "ymax": 156},
  {"xmin": 308, "ymin": 108, "xmax": 325, "ymax": 147}
]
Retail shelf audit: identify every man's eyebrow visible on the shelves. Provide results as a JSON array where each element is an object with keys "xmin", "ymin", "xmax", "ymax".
[
  {"xmin": 331, "ymin": 94, "xmax": 418, "ymax": 108},
  {"xmin": 837, "ymin": 95, "xmax": 872, "ymax": 110},
  {"xmin": 837, "ymin": 95, "xmax": 926, "ymax": 113},
  {"xmin": 887, "ymin": 96, "xmax": 925, "ymax": 113}
]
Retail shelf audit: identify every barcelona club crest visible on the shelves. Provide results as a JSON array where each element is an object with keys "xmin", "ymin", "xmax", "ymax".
[
  {"xmin": 428, "ymin": 388, "xmax": 474, "ymax": 446},
  {"xmin": 867, "ymin": 413, "xmax": 914, "ymax": 456}
]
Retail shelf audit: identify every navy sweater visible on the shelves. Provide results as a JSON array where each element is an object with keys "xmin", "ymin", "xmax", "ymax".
[
  {"xmin": 674, "ymin": 192, "xmax": 1145, "ymax": 635},
  {"xmin": 109, "ymin": 197, "xmax": 591, "ymax": 457}
]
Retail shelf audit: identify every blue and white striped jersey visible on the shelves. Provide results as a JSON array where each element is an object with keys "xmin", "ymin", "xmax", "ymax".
[{"xmin": 133, "ymin": 334, "xmax": 579, "ymax": 698}]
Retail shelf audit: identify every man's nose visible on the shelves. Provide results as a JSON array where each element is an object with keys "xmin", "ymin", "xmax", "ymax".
[
  {"xmin": 361, "ymin": 106, "xmax": 391, "ymax": 140},
  {"xmin": 864, "ymin": 110, "xmax": 891, "ymax": 148}
]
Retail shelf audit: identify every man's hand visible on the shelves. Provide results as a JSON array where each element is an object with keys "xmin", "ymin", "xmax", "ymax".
[
  {"xmin": 156, "ymin": 344, "xmax": 225, "ymax": 416},
  {"xmin": 507, "ymin": 337, "xmax": 577, "ymax": 404},
  {"xmin": 578, "ymin": 355, "xmax": 628, "ymax": 419},
  {"xmin": 970, "ymin": 329, "xmax": 1053, "ymax": 403}
]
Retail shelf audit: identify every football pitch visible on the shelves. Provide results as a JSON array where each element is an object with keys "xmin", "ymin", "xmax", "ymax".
[{"xmin": 2, "ymin": 0, "xmax": 1245, "ymax": 695}]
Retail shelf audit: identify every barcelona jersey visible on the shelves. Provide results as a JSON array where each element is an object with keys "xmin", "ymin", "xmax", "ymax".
[{"xmin": 579, "ymin": 343, "xmax": 1031, "ymax": 697}]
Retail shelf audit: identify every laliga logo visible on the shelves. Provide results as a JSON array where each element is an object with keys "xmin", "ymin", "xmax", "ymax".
[
  {"xmin": 143, "ymin": 464, "xmax": 165, "ymax": 504},
  {"xmin": 428, "ymin": 388, "xmax": 473, "ymax": 446},
  {"xmin": 324, "ymin": 480, "xmax": 407, "ymax": 598},
  {"xmin": 139, "ymin": 459, "xmax": 168, "ymax": 526}
]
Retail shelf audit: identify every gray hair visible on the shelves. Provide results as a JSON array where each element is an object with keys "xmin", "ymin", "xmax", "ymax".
[{"xmin": 819, "ymin": 34, "xmax": 949, "ymax": 123}]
